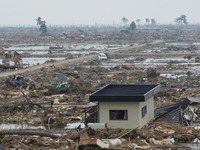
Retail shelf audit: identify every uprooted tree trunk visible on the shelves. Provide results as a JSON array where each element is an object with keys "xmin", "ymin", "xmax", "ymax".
[
  {"xmin": 146, "ymin": 67, "xmax": 160, "ymax": 78},
  {"xmin": 0, "ymin": 127, "xmax": 90, "ymax": 140}
]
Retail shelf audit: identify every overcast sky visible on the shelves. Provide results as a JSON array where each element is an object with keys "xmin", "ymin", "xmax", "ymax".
[{"xmin": 0, "ymin": 0, "xmax": 200, "ymax": 26}]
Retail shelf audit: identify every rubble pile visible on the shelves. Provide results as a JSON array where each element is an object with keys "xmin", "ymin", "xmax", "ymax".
[
  {"xmin": 0, "ymin": 25, "xmax": 200, "ymax": 149},
  {"xmin": 0, "ymin": 60, "xmax": 199, "ymax": 149}
]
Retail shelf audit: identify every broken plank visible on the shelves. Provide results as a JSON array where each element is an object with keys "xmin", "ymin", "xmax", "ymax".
[{"xmin": 117, "ymin": 128, "xmax": 137, "ymax": 138}]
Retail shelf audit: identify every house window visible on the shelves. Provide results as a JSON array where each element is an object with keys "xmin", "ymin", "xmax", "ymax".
[
  {"xmin": 141, "ymin": 105, "xmax": 147, "ymax": 118},
  {"xmin": 110, "ymin": 110, "xmax": 128, "ymax": 120}
]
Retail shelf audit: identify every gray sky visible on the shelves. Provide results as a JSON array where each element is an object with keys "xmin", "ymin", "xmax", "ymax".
[{"xmin": 0, "ymin": 0, "xmax": 200, "ymax": 26}]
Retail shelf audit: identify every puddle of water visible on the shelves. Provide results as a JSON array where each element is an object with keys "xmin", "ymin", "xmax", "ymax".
[
  {"xmin": 193, "ymin": 43, "xmax": 200, "ymax": 46},
  {"xmin": 4, "ymin": 44, "xmax": 128, "ymax": 51},
  {"xmin": 166, "ymin": 42, "xmax": 190, "ymax": 46},
  {"xmin": 0, "ymin": 57, "xmax": 66, "ymax": 67},
  {"xmin": 144, "ymin": 58, "xmax": 194, "ymax": 63},
  {"xmin": 22, "ymin": 57, "xmax": 65, "ymax": 66},
  {"xmin": 4, "ymin": 46, "xmax": 50, "ymax": 51},
  {"xmin": 18, "ymin": 50, "xmax": 100, "ymax": 55},
  {"xmin": 20, "ymin": 51, "xmax": 49, "ymax": 55},
  {"xmin": 65, "ymin": 44, "xmax": 128, "ymax": 50}
]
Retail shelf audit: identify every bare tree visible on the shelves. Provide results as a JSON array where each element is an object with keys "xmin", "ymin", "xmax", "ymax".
[
  {"xmin": 151, "ymin": 18, "xmax": 156, "ymax": 25},
  {"xmin": 136, "ymin": 19, "xmax": 141, "ymax": 25},
  {"xmin": 145, "ymin": 18, "xmax": 150, "ymax": 25},
  {"xmin": 175, "ymin": 15, "xmax": 188, "ymax": 25},
  {"xmin": 130, "ymin": 21, "xmax": 136, "ymax": 30},
  {"xmin": 36, "ymin": 17, "xmax": 47, "ymax": 35},
  {"xmin": 122, "ymin": 17, "xmax": 129, "ymax": 26}
]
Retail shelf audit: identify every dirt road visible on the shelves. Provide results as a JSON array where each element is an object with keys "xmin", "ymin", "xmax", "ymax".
[{"xmin": 0, "ymin": 40, "xmax": 164, "ymax": 78}]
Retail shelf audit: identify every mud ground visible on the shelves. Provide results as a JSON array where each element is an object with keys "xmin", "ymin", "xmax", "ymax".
[{"xmin": 0, "ymin": 25, "xmax": 200, "ymax": 149}]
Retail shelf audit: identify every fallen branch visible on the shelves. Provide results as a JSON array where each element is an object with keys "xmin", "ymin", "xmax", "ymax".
[
  {"xmin": 0, "ymin": 128, "xmax": 91, "ymax": 140},
  {"xmin": 117, "ymin": 128, "xmax": 137, "ymax": 138}
]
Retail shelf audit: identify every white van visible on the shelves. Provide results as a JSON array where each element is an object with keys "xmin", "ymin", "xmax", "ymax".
[{"xmin": 98, "ymin": 53, "xmax": 107, "ymax": 60}]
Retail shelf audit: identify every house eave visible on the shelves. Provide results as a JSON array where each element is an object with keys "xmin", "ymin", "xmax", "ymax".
[
  {"xmin": 144, "ymin": 84, "xmax": 161, "ymax": 101},
  {"xmin": 89, "ymin": 84, "xmax": 161, "ymax": 102},
  {"xmin": 90, "ymin": 95, "xmax": 145, "ymax": 102}
]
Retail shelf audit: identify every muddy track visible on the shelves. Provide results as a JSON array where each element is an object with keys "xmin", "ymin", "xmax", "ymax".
[{"xmin": 0, "ymin": 40, "xmax": 164, "ymax": 78}]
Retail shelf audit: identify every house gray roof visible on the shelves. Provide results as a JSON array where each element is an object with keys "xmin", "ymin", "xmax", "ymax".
[{"xmin": 90, "ymin": 84, "xmax": 161, "ymax": 102}]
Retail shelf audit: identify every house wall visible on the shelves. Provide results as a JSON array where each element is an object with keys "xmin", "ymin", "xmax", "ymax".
[
  {"xmin": 98, "ymin": 98, "xmax": 154, "ymax": 129},
  {"xmin": 139, "ymin": 97, "xmax": 154, "ymax": 127},
  {"xmin": 98, "ymin": 102, "xmax": 140, "ymax": 129}
]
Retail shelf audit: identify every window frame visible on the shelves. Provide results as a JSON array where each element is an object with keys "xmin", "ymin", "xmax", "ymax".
[
  {"xmin": 141, "ymin": 105, "xmax": 147, "ymax": 118},
  {"xmin": 109, "ymin": 110, "xmax": 128, "ymax": 120}
]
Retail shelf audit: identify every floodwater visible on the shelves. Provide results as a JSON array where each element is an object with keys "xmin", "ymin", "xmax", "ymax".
[
  {"xmin": 4, "ymin": 44, "xmax": 128, "ymax": 53},
  {"xmin": 100, "ymin": 56, "xmax": 197, "ymax": 68},
  {"xmin": 22, "ymin": 57, "xmax": 65, "ymax": 66},
  {"xmin": 1, "ymin": 43, "xmax": 128, "ymax": 67},
  {"xmin": 2, "ymin": 42, "xmax": 200, "ymax": 69},
  {"xmin": 166, "ymin": 42, "xmax": 190, "ymax": 46},
  {"xmin": 4, "ymin": 45, "xmax": 50, "ymax": 51},
  {"xmin": 0, "ymin": 57, "xmax": 66, "ymax": 67}
]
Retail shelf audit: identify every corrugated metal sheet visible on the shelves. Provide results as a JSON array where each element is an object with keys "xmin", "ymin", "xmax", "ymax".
[
  {"xmin": 155, "ymin": 103, "xmax": 179, "ymax": 117},
  {"xmin": 154, "ymin": 98, "xmax": 191, "ymax": 124},
  {"xmin": 162, "ymin": 106, "xmax": 182, "ymax": 125}
]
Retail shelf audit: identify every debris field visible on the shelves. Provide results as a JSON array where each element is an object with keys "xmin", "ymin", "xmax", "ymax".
[{"xmin": 0, "ymin": 26, "xmax": 200, "ymax": 149}]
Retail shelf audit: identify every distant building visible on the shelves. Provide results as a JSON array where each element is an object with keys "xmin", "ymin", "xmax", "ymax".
[{"xmin": 89, "ymin": 84, "xmax": 161, "ymax": 129}]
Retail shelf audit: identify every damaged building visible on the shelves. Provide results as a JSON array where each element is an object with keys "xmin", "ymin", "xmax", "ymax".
[
  {"xmin": 88, "ymin": 84, "xmax": 161, "ymax": 129},
  {"xmin": 155, "ymin": 97, "xmax": 200, "ymax": 125}
]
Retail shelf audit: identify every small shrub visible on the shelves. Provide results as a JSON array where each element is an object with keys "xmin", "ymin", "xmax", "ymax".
[{"xmin": 146, "ymin": 68, "xmax": 160, "ymax": 78}]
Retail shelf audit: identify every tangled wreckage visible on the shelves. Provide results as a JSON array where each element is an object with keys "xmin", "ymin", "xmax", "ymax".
[
  {"xmin": 155, "ymin": 97, "xmax": 200, "ymax": 126},
  {"xmin": 0, "ymin": 50, "xmax": 23, "ymax": 69}
]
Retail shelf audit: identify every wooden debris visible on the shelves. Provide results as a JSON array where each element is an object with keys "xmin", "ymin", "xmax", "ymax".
[
  {"xmin": 149, "ymin": 137, "xmax": 175, "ymax": 145},
  {"xmin": 117, "ymin": 128, "xmax": 136, "ymax": 138},
  {"xmin": 162, "ymin": 124, "xmax": 193, "ymax": 133}
]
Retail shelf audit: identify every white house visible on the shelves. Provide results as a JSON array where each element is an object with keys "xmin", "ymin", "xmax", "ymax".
[{"xmin": 89, "ymin": 84, "xmax": 161, "ymax": 129}]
